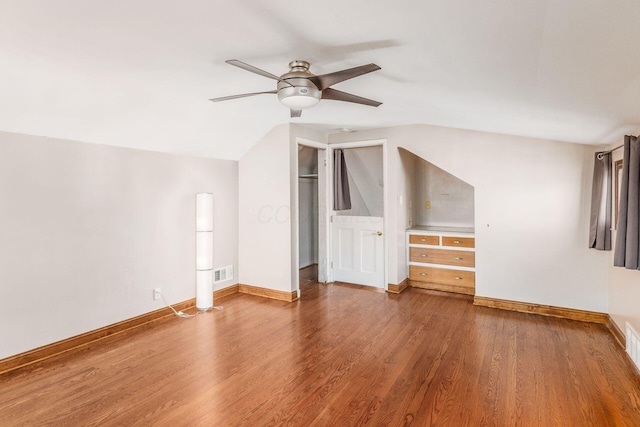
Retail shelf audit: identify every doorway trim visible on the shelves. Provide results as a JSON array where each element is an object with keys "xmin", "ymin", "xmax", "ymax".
[
  {"xmin": 328, "ymin": 139, "xmax": 388, "ymax": 290},
  {"xmin": 293, "ymin": 137, "xmax": 329, "ymax": 296}
]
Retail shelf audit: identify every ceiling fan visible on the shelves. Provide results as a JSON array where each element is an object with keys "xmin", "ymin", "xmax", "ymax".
[{"xmin": 209, "ymin": 59, "xmax": 382, "ymax": 118}]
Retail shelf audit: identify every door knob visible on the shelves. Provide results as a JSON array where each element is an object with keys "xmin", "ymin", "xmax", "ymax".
[{"xmin": 376, "ymin": 231, "xmax": 383, "ymax": 236}]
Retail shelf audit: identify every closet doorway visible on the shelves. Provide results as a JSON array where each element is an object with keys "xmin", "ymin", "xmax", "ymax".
[{"xmin": 297, "ymin": 141, "xmax": 328, "ymax": 292}]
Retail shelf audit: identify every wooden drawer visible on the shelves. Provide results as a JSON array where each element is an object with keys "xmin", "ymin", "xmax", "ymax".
[
  {"xmin": 410, "ymin": 247, "xmax": 475, "ymax": 268},
  {"xmin": 409, "ymin": 234, "xmax": 439, "ymax": 245},
  {"xmin": 409, "ymin": 265, "xmax": 475, "ymax": 288},
  {"xmin": 442, "ymin": 236, "xmax": 475, "ymax": 248}
]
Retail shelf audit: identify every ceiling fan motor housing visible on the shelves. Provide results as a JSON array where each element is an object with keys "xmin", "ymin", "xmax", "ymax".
[{"xmin": 277, "ymin": 60, "xmax": 321, "ymax": 109}]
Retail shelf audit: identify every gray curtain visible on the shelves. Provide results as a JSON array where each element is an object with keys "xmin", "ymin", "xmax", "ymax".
[
  {"xmin": 333, "ymin": 149, "xmax": 351, "ymax": 210},
  {"xmin": 589, "ymin": 151, "xmax": 612, "ymax": 250},
  {"xmin": 614, "ymin": 135, "xmax": 640, "ymax": 269}
]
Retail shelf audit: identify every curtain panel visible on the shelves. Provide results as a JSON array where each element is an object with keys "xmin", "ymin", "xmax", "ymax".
[
  {"xmin": 589, "ymin": 151, "xmax": 612, "ymax": 250},
  {"xmin": 614, "ymin": 135, "xmax": 640, "ymax": 269},
  {"xmin": 333, "ymin": 149, "xmax": 351, "ymax": 211}
]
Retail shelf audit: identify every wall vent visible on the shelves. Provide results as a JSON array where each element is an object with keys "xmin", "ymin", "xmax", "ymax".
[
  {"xmin": 626, "ymin": 322, "xmax": 640, "ymax": 370},
  {"xmin": 214, "ymin": 265, "xmax": 233, "ymax": 283}
]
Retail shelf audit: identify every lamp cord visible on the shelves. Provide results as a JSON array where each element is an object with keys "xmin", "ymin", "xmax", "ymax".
[{"xmin": 158, "ymin": 291, "xmax": 199, "ymax": 318}]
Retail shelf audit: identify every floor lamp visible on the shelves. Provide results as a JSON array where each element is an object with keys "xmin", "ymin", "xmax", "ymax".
[{"xmin": 196, "ymin": 193, "xmax": 222, "ymax": 311}]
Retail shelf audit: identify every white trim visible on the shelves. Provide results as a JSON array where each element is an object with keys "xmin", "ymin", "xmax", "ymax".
[
  {"xmin": 330, "ymin": 139, "xmax": 386, "ymax": 149},
  {"xmin": 292, "ymin": 143, "xmax": 300, "ymax": 294},
  {"xmin": 297, "ymin": 138, "xmax": 328, "ymax": 150},
  {"xmin": 407, "ymin": 262, "xmax": 475, "ymax": 272},
  {"xmin": 294, "ymin": 137, "xmax": 330, "ymax": 287},
  {"xmin": 382, "ymin": 141, "xmax": 389, "ymax": 290}
]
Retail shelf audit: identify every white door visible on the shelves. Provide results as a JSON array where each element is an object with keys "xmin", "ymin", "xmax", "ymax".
[{"xmin": 331, "ymin": 215, "xmax": 384, "ymax": 288}]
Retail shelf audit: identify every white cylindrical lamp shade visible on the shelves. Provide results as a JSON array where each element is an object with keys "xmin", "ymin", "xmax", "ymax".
[
  {"xmin": 196, "ymin": 232, "xmax": 213, "ymax": 270},
  {"xmin": 196, "ymin": 193, "xmax": 214, "ymax": 310},
  {"xmin": 196, "ymin": 193, "xmax": 214, "ymax": 232},
  {"xmin": 196, "ymin": 270, "xmax": 213, "ymax": 310}
]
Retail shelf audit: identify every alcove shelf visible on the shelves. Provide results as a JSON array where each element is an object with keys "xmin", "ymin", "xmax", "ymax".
[{"xmin": 400, "ymin": 147, "xmax": 476, "ymax": 296}]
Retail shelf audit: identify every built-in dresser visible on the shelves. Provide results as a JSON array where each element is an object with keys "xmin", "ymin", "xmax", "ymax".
[{"xmin": 406, "ymin": 226, "xmax": 475, "ymax": 295}]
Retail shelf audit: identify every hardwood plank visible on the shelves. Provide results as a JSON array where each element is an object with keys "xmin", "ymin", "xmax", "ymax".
[
  {"xmin": 299, "ymin": 263, "xmax": 318, "ymax": 284},
  {"xmin": 0, "ymin": 298, "xmax": 196, "ymax": 376},
  {"xmin": 1, "ymin": 286, "xmax": 638, "ymax": 426}
]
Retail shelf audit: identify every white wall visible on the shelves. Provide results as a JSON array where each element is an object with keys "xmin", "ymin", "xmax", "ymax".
[
  {"xmin": 238, "ymin": 124, "xmax": 292, "ymax": 292},
  {"xmin": 608, "ymin": 133, "xmax": 640, "ymax": 337},
  {"xmin": 330, "ymin": 124, "xmax": 609, "ymax": 313},
  {"xmin": 239, "ymin": 123, "xmax": 329, "ymax": 293},
  {"xmin": 413, "ymin": 155, "xmax": 475, "ymax": 228},
  {"xmin": 0, "ymin": 131, "xmax": 238, "ymax": 359}
]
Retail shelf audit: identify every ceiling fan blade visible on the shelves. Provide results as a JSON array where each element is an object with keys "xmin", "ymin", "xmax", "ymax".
[
  {"xmin": 321, "ymin": 88, "xmax": 382, "ymax": 107},
  {"xmin": 225, "ymin": 60, "xmax": 292, "ymax": 86},
  {"xmin": 209, "ymin": 90, "xmax": 277, "ymax": 102},
  {"xmin": 308, "ymin": 63, "xmax": 381, "ymax": 90},
  {"xmin": 290, "ymin": 109, "xmax": 302, "ymax": 118}
]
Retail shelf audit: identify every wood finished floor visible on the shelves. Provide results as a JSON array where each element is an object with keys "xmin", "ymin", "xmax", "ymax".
[{"xmin": 1, "ymin": 282, "xmax": 639, "ymax": 426}]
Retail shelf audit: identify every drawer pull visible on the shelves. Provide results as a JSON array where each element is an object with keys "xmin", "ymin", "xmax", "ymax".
[
  {"xmin": 455, "ymin": 276, "xmax": 463, "ymax": 280},
  {"xmin": 453, "ymin": 240, "xmax": 462, "ymax": 244},
  {"xmin": 420, "ymin": 273, "xmax": 428, "ymax": 276},
  {"xmin": 420, "ymin": 254, "xmax": 427, "ymax": 257},
  {"xmin": 420, "ymin": 238, "xmax": 426, "ymax": 242},
  {"xmin": 454, "ymin": 257, "xmax": 463, "ymax": 260}
]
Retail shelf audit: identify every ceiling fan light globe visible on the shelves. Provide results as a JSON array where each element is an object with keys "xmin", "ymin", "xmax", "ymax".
[
  {"xmin": 277, "ymin": 80, "xmax": 322, "ymax": 110},
  {"xmin": 279, "ymin": 95, "xmax": 320, "ymax": 110}
]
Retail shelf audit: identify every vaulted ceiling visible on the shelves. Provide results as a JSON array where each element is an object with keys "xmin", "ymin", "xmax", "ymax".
[{"xmin": 1, "ymin": 0, "xmax": 639, "ymax": 160}]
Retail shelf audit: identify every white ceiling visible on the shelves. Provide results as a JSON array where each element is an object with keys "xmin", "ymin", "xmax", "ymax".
[{"xmin": 1, "ymin": 0, "xmax": 639, "ymax": 160}]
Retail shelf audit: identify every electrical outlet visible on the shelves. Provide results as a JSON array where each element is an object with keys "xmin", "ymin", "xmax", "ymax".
[{"xmin": 153, "ymin": 288, "xmax": 161, "ymax": 300}]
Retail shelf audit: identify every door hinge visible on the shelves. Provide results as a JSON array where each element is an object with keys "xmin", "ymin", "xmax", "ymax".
[{"xmin": 323, "ymin": 159, "xmax": 327, "ymax": 167}]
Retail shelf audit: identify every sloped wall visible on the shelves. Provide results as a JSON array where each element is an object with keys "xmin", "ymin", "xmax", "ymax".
[
  {"xmin": 336, "ymin": 146, "xmax": 384, "ymax": 217},
  {"xmin": 414, "ymin": 155, "xmax": 474, "ymax": 228}
]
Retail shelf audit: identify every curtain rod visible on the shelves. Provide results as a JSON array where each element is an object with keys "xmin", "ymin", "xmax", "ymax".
[
  {"xmin": 597, "ymin": 134, "xmax": 640, "ymax": 159},
  {"xmin": 597, "ymin": 144, "xmax": 623, "ymax": 160}
]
